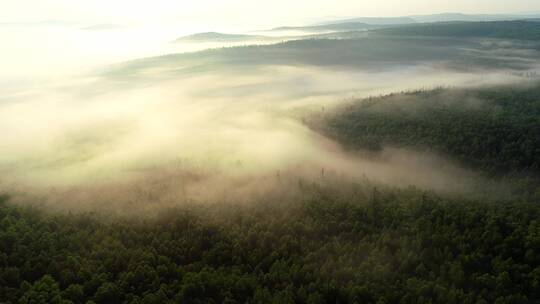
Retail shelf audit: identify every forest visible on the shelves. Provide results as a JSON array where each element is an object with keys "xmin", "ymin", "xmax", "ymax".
[
  {"xmin": 1, "ymin": 83, "xmax": 540, "ymax": 303},
  {"xmin": 1, "ymin": 183, "xmax": 539, "ymax": 304},
  {"xmin": 2, "ymin": 15, "xmax": 540, "ymax": 304},
  {"xmin": 321, "ymin": 83, "xmax": 540, "ymax": 176}
]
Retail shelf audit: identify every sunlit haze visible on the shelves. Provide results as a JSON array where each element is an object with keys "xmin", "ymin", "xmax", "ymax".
[
  {"xmin": 3, "ymin": 0, "xmax": 540, "ymax": 25},
  {"xmin": 2, "ymin": 0, "xmax": 540, "ymax": 79}
]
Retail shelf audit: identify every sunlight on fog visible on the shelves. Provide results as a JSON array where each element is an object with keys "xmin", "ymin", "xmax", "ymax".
[{"xmin": 0, "ymin": 62, "xmax": 524, "ymax": 191}]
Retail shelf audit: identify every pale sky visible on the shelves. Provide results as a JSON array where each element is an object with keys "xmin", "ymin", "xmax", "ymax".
[{"xmin": 1, "ymin": 0, "xmax": 539, "ymax": 28}]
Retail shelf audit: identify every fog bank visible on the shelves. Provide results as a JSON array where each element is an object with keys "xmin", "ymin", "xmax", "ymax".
[{"xmin": 1, "ymin": 33, "xmax": 537, "ymax": 212}]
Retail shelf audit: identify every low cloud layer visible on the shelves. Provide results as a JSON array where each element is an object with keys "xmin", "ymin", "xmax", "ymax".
[{"xmin": 0, "ymin": 36, "xmax": 536, "ymax": 214}]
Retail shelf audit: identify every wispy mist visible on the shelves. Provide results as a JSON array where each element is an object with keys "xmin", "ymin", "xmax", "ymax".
[{"xmin": 1, "ymin": 30, "xmax": 538, "ymax": 213}]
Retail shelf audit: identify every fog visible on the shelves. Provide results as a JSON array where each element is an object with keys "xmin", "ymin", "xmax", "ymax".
[
  {"xmin": 0, "ymin": 26, "xmax": 537, "ymax": 213},
  {"xmin": 0, "ymin": 23, "xmax": 280, "ymax": 82}
]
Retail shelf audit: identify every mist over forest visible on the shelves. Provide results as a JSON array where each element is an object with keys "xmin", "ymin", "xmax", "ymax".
[{"xmin": 0, "ymin": 9, "xmax": 539, "ymax": 304}]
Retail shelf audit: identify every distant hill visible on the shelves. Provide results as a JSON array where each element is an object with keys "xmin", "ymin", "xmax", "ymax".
[
  {"xmin": 263, "ymin": 13, "xmax": 540, "ymax": 34},
  {"xmin": 109, "ymin": 26, "xmax": 539, "ymax": 81},
  {"xmin": 318, "ymin": 16, "xmax": 416, "ymax": 25},
  {"xmin": 410, "ymin": 12, "xmax": 540, "ymax": 23},
  {"xmin": 320, "ymin": 13, "xmax": 540, "ymax": 26},
  {"xmin": 269, "ymin": 22, "xmax": 383, "ymax": 33},
  {"xmin": 374, "ymin": 20, "xmax": 540, "ymax": 40},
  {"xmin": 175, "ymin": 32, "xmax": 268, "ymax": 42}
]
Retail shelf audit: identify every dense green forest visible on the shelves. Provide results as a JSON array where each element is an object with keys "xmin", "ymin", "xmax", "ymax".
[
  {"xmin": 1, "ymin": 182, "xmax": 539, "ymax": 304},
  {"xmin": 321, "ymin": 83, "xmax": 540, "ymax": 177},
  {"xmin": 4, "ymin": 26, "xmax": 540, "ymax": 302},
  {"xmin": 2, "ymin": 82, "xmax": 540, "ymax": 303}
]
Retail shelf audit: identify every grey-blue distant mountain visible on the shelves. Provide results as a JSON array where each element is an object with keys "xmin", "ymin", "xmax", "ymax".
[
  {"xmin": 318, "ymin": 17, "xmax": 416, "ymax": 25},
  {"xmin": 410, "ymin": 12, "xmax": 540, "ymax": 23},
  {"xmin": 270, "ymin": 22, "xmax": 383, "ymax": 32},
  {"xmin": 266, "ymin": 13, "xmax": 540, "ymax": 34},
  {"xmin": 323, "ymin": 13, "xmax": 540, "ymax": 25}
]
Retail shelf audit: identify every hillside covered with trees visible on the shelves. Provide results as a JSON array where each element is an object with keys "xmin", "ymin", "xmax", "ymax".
[{"xmin": 321, "ymin": 83, "xmax": 540, "ymax": 177}]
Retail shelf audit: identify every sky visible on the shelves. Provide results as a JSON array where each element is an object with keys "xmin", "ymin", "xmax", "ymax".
[{"xmin": 1, "ymin": 0, "xmax": 539, "ymax": 28}]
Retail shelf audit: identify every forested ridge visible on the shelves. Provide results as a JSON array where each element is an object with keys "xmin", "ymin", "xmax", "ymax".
[{"xmin": 322, "ymin": 83, "xmax": 540, "ymax": 177}]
